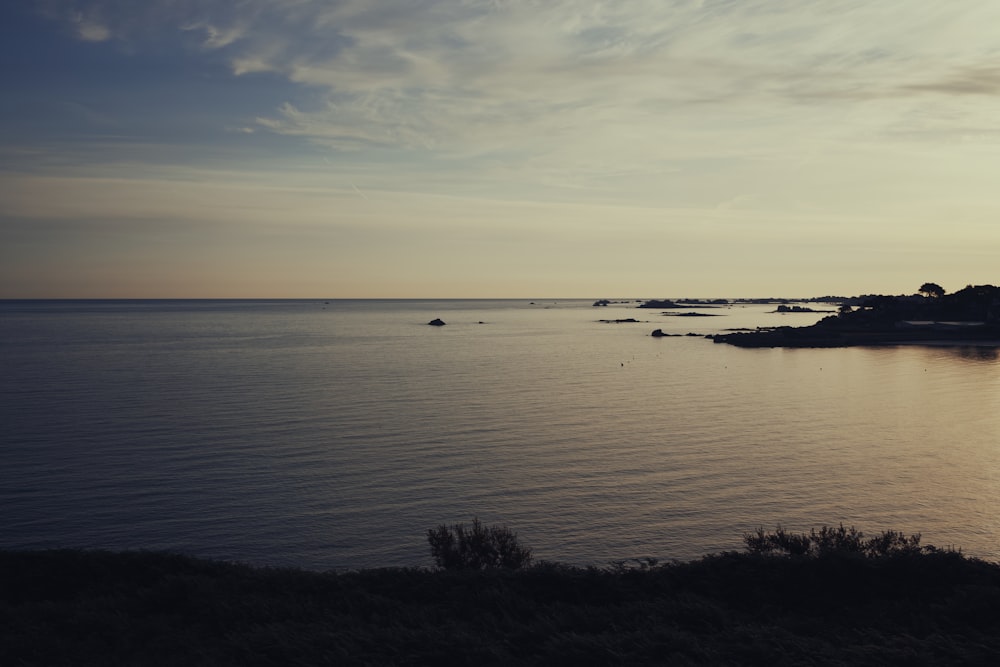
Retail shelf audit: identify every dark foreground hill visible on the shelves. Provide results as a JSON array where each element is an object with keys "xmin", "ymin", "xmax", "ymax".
[{"xmin": 4, "ymin": 544, "xmax": 1000, "ymax": 666}]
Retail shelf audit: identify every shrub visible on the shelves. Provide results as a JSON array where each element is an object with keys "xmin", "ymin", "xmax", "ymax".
[
  {"xmin": 862, "ymin": 529, "xmax": 925, "ymax": 557},
  {"xmin": 608, "ymin": 557, "xmax": 661, "ymax": 573},
  {"xmin": 810, "ymin": 524, "xmax": 866, "ymax": 555},
  {"xmin": 427, "ymin": 518, "xmax": 533, "ymax": 570},
  {"xmin": 743, "ymin": 525, "xmax": 811, "ymax": 556},
  {"xmin": 744, "ymin": 524, "xmax": 929, "ymax": 558}
]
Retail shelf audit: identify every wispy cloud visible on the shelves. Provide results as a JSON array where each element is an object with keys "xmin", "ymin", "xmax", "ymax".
[
  {"xmin": 73, "ymin": 15, "xmax": 110, "ymax": 42},
  {"xmin": 903, "ymin": 66, "xmax": 1000, "ymax": 96},
  {"xmin": 9, "ymin": 1, "xmax": 999, "ymax": 298},
  {"xmin": 41, "ymin": 2, "xmax": 1000, "ymax": 153},
  {"xmin": 18, "ymin": 2, "xmax": 999, "ymax": 194}
]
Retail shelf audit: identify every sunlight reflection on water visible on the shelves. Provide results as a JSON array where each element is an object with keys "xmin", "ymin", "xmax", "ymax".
[{"xmin": 2, "ymin": 300, "xmax": 999, "ymax": 569}]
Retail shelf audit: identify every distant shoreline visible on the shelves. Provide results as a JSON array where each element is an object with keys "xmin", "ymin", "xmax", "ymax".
[
  {"xmin": 711, "ymin": 328, "xmax": 1000, "ymax": 348},
  {"xmin": 708, "ymin": 284, "xmax": 1000, "ymax": 348}
]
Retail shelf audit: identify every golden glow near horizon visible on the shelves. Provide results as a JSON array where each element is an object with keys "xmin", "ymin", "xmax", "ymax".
[{"xmin": 1, "ymin": 1, "xmax": 998, "ymax": 298}]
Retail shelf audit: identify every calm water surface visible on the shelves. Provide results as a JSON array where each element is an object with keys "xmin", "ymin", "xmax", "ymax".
[{"xmin": 2, "ymin": 299, "xmax": 999, "ymax": 569}]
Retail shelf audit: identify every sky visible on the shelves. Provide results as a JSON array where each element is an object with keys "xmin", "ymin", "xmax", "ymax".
[{"xmin": 1, "ymin": 1, "xmax": 999, "ymax": 298}]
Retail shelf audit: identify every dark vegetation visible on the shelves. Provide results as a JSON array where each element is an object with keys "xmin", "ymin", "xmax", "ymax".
[
  {"xmin": 713, "ymin": 283, "xmax": 1000, "ymax": 347},
  {"xmin": 4, "ymin": 524, "xmax": 1000, "ymax": 666},
  {"xmin": 639, "ymin": 299, "xmax": 729, "ymax": 309},
  {"xmin": 427, "ymin": 517, "xmax": 533, "ymax": 570}
]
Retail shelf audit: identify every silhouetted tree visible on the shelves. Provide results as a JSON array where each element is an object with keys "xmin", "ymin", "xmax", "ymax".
[
  {"xmin": 919, "ymin": 282, "xmax": 945, "ymax": 298},
  {"xmin": 428, "ymin": 518, "xmax": 533, "ymax": 570}
]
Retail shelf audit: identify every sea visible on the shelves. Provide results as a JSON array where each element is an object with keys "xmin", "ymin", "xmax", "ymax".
[{"xmin": 2, "ymin": 298, "xmax": 999, "ymax": 571}]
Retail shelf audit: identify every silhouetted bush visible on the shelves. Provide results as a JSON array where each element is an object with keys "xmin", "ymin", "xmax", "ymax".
[
  {"xmin": 427, "ymin": 517, "xmax": 533, "ymax": 570},
  {"xmin": 744, "ymin": 524, "xmax": 929, "ymax": 558},
  {"xmin": 744, "ymin": 525, "xmax": 812, "ymax": 556},
  {"xmin": 5, "ymin": 529, "xmax": 999, "ymax": 665}
]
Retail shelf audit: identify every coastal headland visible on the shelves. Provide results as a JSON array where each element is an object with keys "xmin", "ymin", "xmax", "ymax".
[{"xmin": 699, "ymin": 284, "xmax": 1000, "ymax": 348}]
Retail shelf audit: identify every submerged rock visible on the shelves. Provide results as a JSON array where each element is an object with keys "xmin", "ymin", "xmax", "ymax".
[{"xmin": 428, "ymin": 318, "xmax": 446, "ymax": 326}]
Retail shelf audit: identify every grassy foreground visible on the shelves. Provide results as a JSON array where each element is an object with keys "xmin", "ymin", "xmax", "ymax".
[{"xmin": 3, "ymin": 545, "xmax": 1000, "ymax": 666}]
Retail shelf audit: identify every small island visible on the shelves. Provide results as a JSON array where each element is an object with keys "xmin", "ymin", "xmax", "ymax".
[
  {"xmin": 773, "ymin": 304, "xmax": 833, "ymax": 314},
  {"xmin": 638, "ymin": 298, "xmax": 728, "ymax": 309},
  {"xmin": 712, "ymin": 284, "xmax": 1000, "ymax": 348}
]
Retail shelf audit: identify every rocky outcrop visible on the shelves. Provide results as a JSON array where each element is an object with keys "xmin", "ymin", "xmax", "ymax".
[
  {"xmin": 638, "ymin": 299, "xmax": 680, "ymax": 309},
  {"xmin": 774, "ymin": 305, "xmax": 820, "ymax": 313},
  {"xmin": 712, "ymin": 285, "xmax": 1000, "ymax": 347}
]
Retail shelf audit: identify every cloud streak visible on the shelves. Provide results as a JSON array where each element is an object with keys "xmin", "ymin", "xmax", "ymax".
[
  {"xmin": 39, "ymin": 2, "xmax": 1000, "ymax": 158},
  {"xmin": 5, "ymin": 1, "xmax": 999, "ymax": 297}
]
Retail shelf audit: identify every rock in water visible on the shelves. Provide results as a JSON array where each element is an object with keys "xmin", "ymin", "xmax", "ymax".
[{"xmin": 428, "ymin": 318, "xmax": 446, "ymax": 326}]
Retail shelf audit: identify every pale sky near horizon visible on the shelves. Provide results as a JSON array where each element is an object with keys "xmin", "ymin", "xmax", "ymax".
[{"xmin": 1, "ymin": 1, "xmax": 998, "ymax": 298}]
